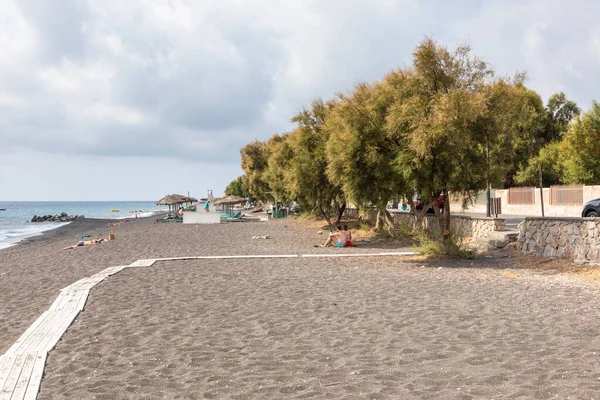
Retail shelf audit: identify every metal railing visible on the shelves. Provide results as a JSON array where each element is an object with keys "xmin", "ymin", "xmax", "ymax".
[
  {"xmin": 507, "ymin": 187, "xmax": 535, "ymax": 205},
  {"xmin": 550, "ymin": 184, "xmax": 583, "ymax": 205}
]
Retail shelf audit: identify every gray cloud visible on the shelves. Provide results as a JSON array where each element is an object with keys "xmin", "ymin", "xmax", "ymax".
[
  {"xmin": 16, "ymin": 0, "xmax": 90, "ymax": 62},
  {"xmin": 1, "ymin": 0, "xmax": 600, "ymax": 200}
]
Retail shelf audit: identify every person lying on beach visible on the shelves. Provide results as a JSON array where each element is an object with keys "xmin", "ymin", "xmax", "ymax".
[
  {"xmin": 343, "ymin": 225, "xmax": 353, "ymax": 247},
  {"xmin": 107, "ymin": 220, "xmax": 130, "ymax": 227},
  {"xmin": 321, "ymin": 226, "xmax": 347, "ymax": 247},
  {"xmin": 63, "ymin": 238, "xmax": 106, "ymax": 250}
]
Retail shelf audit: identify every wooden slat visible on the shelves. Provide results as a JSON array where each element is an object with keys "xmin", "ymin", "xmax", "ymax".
[
  {"xmin": 75, "ymin": 290, "xmax": 90, "ymax": 312},
  {"xmin": 0, "ymin": 311, "xmax": 49, "ymax": 362},
  {"xmin": 128, "ymin": 259, "xmax": 156, "ymax": 268},
  {"xmin": 0, "ymin": 352, "xmax": 35, "ymax": 400},
  {"xmin": 4, "ymin": 353, "xmax": 36, "ymax": 400},
  {"xmin": 42, "ymin": 310, "xmax": 80, "ymax": 353},
  {"xmin": 23, "ymin": 353, "xmax": 45, "ymax": 400}
]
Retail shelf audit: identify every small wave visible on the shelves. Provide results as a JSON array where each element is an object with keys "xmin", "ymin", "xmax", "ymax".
[{"xmin": 0, "ymin": 222, "xmax": 71, "ymax": 249}]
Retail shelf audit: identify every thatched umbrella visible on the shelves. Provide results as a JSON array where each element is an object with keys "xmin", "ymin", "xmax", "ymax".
[
  {"xmin": 156, "ymin": 194, "xmax": 196, "ymax": 215},
  {"xmin": 212, "ymin": 195, "xmax": 246, "ymax": 205},
  {"xmin": 212, "ymin": 195, "xmax": 246, "ymax": 217}
]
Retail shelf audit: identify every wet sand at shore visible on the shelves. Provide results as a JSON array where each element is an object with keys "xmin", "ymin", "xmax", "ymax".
[{"xmin": 2, "ymin": 216, "xmax": 600, "ymax": 398}]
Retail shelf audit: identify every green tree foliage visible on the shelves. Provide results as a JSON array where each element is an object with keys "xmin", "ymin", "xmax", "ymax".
[
  {"xmin": 326, "ymin": 81, "xmax": 406, "ymax": 232},
  {"xmin": 288, "ymin": 99, "xmax": 346, "ymax": 226},
  {"xmin": 514, "ymin": 92, "xmax": 579, "ymax": 186},
  {"xmin": 561, "ymin": 101, "xmax": 600, "ymax": 184},
  {"xmin": 544, "ymin": 92, "xmax": 580, "ymax": 143},
  {"xmin": 386, "ymin": 38, "xmax": 494, "ymax": 233},
  {"xmin": 240, "ymin": 141, "xmax": 271, "ymax": 202},
  {"xmin": 514, "ymin": 141, "xmax": 564, "ymax": 186},
  {"xmin": 263, "ymin": 133, "xmax": 294, "ymax": 203},
  {"xmin": 234, "ymin": 36, "xmax": 595, "ymax": 243},
  {"xmin": 482, "ymin": 81, "xmax": 546, "ymax": 187},
  {"xmin": 224, "ymin": 175, "xmax": 251, "ymax": 199}
]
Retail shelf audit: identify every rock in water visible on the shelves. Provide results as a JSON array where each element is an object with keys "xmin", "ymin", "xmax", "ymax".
[{"xmin": 31, "ymin": 212, "xmax": 79, "ymax": 223}]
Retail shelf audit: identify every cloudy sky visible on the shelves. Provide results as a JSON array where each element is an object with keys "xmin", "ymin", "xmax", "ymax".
[{"xmin": 1, "ymin": 0, "xmax": 599, "ymax": 201}]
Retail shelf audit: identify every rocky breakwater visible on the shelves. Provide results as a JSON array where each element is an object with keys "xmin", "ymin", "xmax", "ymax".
[{"xmin": 31, "ymin": 212, "xmax": 80, "ymax": 223}]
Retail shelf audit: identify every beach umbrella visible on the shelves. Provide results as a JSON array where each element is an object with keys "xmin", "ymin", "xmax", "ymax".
[
  {"xmin": 212, "ymin": 195, "xmax": 246, "ymax": 205},
  {"xmin": 156, "ymin": 194, "xmax": 190, "ymax": 215},
  {"xmin": 156, "ymin": 194, "xmax": 186, "ymax": 205},
  {"xmin": 212, "ymin": 195, "xmax": 246, "ymax": 217}
]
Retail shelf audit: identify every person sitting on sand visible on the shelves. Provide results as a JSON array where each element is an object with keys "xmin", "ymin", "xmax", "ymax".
[
  {"xmin": 322, "ymin": 225, "xmax": 347, "ymax": 248},
  {"xmin": 343, "ymin": 225, "xmax": 353, "ymax": 247},
  {"xmin": 175, "ymin": 207, "xmax": 183, "ymax": 219},
  {"xmin": 64, "ymin": 238, "xmax": 106, "ymax": 250}
]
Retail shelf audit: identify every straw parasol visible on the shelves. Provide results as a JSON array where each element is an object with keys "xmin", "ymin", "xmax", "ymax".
[
  {"xmin": 156, "ymin": 194, "xmax": 198, "ymax": 215},
  {"xmin": 212, "ymin": 195, "xmax": 246, "ymax": 217},
  {"xmin": 212, "ymin": 195, "xmax": 246, "ymax": 205}
]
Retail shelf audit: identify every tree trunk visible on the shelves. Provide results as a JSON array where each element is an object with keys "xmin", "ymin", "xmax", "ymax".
[
  {"xmin": 376, "ymin": 206, "xmax": 395, "ymax": 235},
  {"xmin": 432, "ymin": 190, "xmax": 452, "ymax": 244},
  {"xmin": 443, "ymin": 189, "xmax": 451, "ymax": 234},
  {"xmin": 335, "ymin": 203, "xmax": 346, "ymax": 224},
  {"xmin": 384, "ymin": 208, "xmax": 396, "ymax": 232},
  {"xmin": 411, "ymin": 205, "xmax": 425, "ymax": 231},
  {"xmin": 319, "ymin": 206, "xmax": 333, "ymax": 228}
]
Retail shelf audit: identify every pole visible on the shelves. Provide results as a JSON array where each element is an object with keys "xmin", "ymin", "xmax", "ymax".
[
  {"xmin": 538, "ymin": 166, "xmax": 545, "ymax": 217},
  {"xmin": 486, "ymin": 136, "xmax": 491, "ymax": 217}
]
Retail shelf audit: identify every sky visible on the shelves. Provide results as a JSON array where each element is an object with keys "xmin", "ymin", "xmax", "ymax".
[{"xmin": 1, "ymin": 0, "xmax": 599, "ymax": 201}]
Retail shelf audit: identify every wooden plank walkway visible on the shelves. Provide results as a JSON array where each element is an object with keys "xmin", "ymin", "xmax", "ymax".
[
  {"xmin": 0, "ymin": 265, "xmax": 130, "ymax": 400},
  {"xmin": 0, "ymin": 252, "xmax": 414, "ymax": 399}
]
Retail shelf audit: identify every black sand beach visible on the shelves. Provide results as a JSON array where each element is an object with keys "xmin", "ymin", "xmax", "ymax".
[{"xmin": 2, "ymin": 216, "xmax": 600, "ymax": 398}]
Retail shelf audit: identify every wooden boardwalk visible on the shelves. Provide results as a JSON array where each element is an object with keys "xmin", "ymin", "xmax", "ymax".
[
  {"xmin": 0, "ymin": 265, "xmax": 132, "ymax": 400},
  {"xmin": 0, "ymin": 252, "xmax": 413, "ymax": 399}
]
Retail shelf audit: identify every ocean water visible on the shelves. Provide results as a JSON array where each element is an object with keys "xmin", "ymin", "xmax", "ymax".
[{"xmin": 0, "ymin": 201, "xmax": 169, "ymax": 250}]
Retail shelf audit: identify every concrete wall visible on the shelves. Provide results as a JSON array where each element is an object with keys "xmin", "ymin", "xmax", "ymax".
[
  {"xmin": 516, "ymin": 217, "xmax": 600, "ymax": 265},
  {"xmin": 183, "ymin": 212, "xmax": 221, "ymax": 224}
]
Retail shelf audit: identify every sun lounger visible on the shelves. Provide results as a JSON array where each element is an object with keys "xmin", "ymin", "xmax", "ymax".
[{"xmin": 221, "ymin": 210, "xmax": 244, "ymax": 222}]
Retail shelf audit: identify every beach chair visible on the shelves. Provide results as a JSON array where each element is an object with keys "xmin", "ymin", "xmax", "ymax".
[{"xmin": 222, "ymin": 210, "xmax": 244, "ymax": 222}]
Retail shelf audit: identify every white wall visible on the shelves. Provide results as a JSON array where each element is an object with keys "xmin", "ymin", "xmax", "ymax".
[{"xmin": 451, "ymin": 186, "xmax": 600, "ymax": 217}]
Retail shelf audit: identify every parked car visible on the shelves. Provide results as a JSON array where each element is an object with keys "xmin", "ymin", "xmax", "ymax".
[
  {"xmin": 582, "ymin": 198, "xmax": 600, "ymax": 217},
  {"xmin": 414, "ymin": 194, "xmax": 445, "ymax": 213}
]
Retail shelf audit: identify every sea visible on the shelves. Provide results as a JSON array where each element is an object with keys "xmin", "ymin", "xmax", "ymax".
[{"xmin": 0, "ymin": 201, "xmax": 169, "ymax": 250}]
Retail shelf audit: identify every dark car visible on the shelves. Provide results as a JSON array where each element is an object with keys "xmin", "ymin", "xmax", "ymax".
[{"xmin": 582, "ymin": 198, "xmax": 600, "ymax": 217}]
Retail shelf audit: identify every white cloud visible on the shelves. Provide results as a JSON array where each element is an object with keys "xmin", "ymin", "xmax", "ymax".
[{"xmin": 1, "ymin": 0, "xmax": 599, "ymax": 200}]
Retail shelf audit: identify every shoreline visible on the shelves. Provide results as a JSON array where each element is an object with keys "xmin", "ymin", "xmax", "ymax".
[{"xmin": 0, "ymin": 211, "xmax": 166, "ymax": 251}]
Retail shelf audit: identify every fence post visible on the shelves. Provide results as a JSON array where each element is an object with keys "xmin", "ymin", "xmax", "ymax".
[{"xmin": 538, "ymin": 166, "xmax": 545, "ymax": 217}]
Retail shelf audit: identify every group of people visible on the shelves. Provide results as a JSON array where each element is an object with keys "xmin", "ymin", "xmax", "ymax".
[{"xmin": 321, "ymin": 225, "xmax": 353, "ymax": 248}]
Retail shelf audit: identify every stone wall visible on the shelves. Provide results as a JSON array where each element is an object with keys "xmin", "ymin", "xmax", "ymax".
[
  {"xmin": 516, "ymin": 217, "xmax": 600, "ymax": 265},
  {"xmin": 343, "ymin": 208, "xmax": 504, "ymax": 238},
  {"xmin": 390, "ymin": 212, "xmax": 504, "ymax": 238}
]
